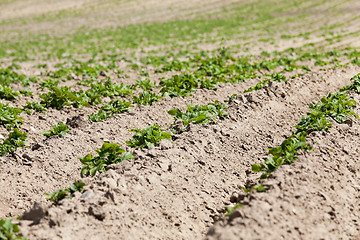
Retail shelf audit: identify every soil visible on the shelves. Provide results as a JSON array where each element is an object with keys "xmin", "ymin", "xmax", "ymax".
[
  {"xmin": 0, "ymin": 0, "xmax": 360, "ymax": 240},
  {"xmin": 205, "ymin": 93, "xmax": 360, "ymax": 240}
]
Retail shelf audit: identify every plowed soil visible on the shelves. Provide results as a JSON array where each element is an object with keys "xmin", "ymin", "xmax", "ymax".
[{"xmin": 0, "ymin": 0, "xmax": 360, "ymax": 240}]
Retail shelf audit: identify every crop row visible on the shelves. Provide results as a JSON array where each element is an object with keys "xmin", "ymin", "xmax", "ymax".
[
  {"xmin": 225, "ymin": 73, "xmax": 360, "ymax": 214},
  {"xmin": 2, "ymin": 47, "xmax": 360, "ymax": 106}
]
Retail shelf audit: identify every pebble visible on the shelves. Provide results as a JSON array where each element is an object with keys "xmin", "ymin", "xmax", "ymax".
[{"xmin": 159, "ymin": 139, "xmax": 173, "ymax": 150}]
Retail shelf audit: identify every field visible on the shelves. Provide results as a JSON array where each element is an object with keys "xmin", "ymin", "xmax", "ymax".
[{"xmin": 0, "ymin": 0, "xmax": 360, "ymax": 239}]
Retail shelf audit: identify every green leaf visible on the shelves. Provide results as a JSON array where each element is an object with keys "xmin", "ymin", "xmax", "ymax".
[
  {"xmin": 42, "ymin": 122, "xmax": 70, "ymax": 138},
  {"xmin": 80, "ymin": 143, "xmax": 132, "ymax": 177},
  {"xmin": 126, "ymin": 124, "xmax": 172, "ymax": 149},
  {"xmin": 89, "ymin": 99, "xmax": 133, "ymax": 122}
]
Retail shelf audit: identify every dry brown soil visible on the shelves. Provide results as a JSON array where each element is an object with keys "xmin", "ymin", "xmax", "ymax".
[{"xmin": 0, "ymin": 0, "xmax": 360, "ymax": 240}]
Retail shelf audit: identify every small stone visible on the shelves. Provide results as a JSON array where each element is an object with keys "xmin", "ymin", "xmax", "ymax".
[
  {"xmin": 81, "ymin": 191, "xmax": 92, "ymax": 198},
  {"xmin": 159, "ymin": 139, "xmax": 173, "ymax": 150},
  {"xmin": 198, "ymin": 160, "xmax": 205, "ymax": 166},
  {"xmin": 31, "ymin": 143, "xmax": 43, "ymax": 151},
  {"xmin": 99, "ymin": 70, "xmax": 109, "ymax": 77},
  {"xmin": 230, "ymin": 192, "xmax": 239, "ymax": 203},
  {"xmin": 228, "ymin": 210, "xmax": 242, "ymax": 222},
  {"xmin": 66, "ymin": 115, "xmax": 87, "ymax": 128},
  {"xmin": 88, "ymin": 205, "xmax": 106, "ymax": 221},
  {"xmin": 146, "ymin": 148, "xmax": 157, "ymax": 157},
  {"xmin": 22, "ymin": 153, "xmax": 33, "ymax": 161},
  {"xmin": 68, "ymin": 73, "xmax": 77, "ymax": 79}
]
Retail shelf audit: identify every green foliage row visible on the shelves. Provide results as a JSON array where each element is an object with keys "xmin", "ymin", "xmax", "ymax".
[
  {"xmin": 39, "ymin": 79, "xmax": 134, "ymax": 110},
  {"xmin": 3, "ymin": 0, "xmax": 355, "ymax": 61},
  {"xmin": 252, "ymin": 75, "xmax": 360, "ymax": 179},
  {"xmin": 0, "ymin": 68, "xmax": 38, "ymax": 87},
  {"xmin": 46, "ymin": 59, "xmax": 118, "ymax": 80},
  {"xmin": 0, "ymin": 85, "xmax": 20, "ymax": 100}
]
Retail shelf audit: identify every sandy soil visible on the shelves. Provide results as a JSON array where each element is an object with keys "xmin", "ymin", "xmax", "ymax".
[
  {"xmin": 0, "ymin": 65, "xmax": 358, "ymax": 239},
  {"xmin": 0, "ymin": 0, "xmax": 359, "ymax": 240},
  {"xmin": 206, "ymin": 93, "xmax": 360, "ymax": 240}
]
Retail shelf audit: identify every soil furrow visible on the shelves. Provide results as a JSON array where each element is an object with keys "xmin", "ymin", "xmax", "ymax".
[
  {"xmin": 205, "ymin": 93, "xmax": 360, "ymax": 240},
  {"xmin": 14, "ymin": 66, "xmax": 360, "ymax": 239}
]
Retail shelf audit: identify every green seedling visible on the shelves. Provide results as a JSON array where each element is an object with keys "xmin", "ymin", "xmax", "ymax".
[
  {"xmin": 132, "ymin": 91, "xmax": 162, "ymax": 106},
  {"xmin": 39, "ymin": 78, "xmax": 59, "ymax": 89},
  {"xmin": 80, "ymin": 143, "xmax": 133, "ymax": 177},
  {"xmin": 40, "ymin": 86, "xmax": 89, "ymax": 109},
  {"xmin": 224, "ymin": 204, "xmax": 242, "ymax": 216},
  {"xmin": 89, "ymin": 99, "xmax": 133, "ymax": 122},
  {"xmin": 341, "ymin": 73, "xmax": 360, "ymax": 93},
  {"xmin": 86, "ymin": 79, "xmax": 134, "ymax": 105},
  {"xmin": 155, "ymin": 59, "xmax": 190, "ymax": 73},
  {"xmin": 0, "ymin": 103, "xmax": 23, "ymax": 130},
  {"xmin": 159, "ymin": 73, "xmax": 199, "ymax": 97},
  {"xmin": 22, "ymin": 101, "xmax": 47, "ymax": 114},
  {"xmin": 168, "ymin": 101, "xmax": 228, "ymax": 131},
  {"xmin": 47, "ymin": 60, "xmax": 111, "ymax": 79},
  {"xmin": 0, "ymin": 85, "xmax": 19, "ymax": 100},
  {"xmin": 42, "ymin": 122, "xmax": 70, "ymax": 138},
  {"xmin": 136, "ymin": 78, "xmax": 156, "ymax": 91},
  {"xmin": 140, "ymin": 55, "xmax": 168, "ymax": 67},
  {"xmin": 19, "ymin": 89, "xmax": 33, "ymax": 97},
  {"xmin": 224, "ymin": 94, "xmax": 238, "ymax": 103},
  {"xmin": 245, "ymin": 73, "xmax": 287, "ymax": 92},
  {"xmin": 45, "ymin": 181, "xmax": 85, "ymax": 204},
  {"xmin": 0, "ymin": 129, "xmax": 27, "ymax": 156},
  {"xmin": 126, "ymin": 124, "xmax": 171, "ymax": 149},
  {"xmin": 0, "ymin": 218, "xmax": 26, "ymax": 240}
]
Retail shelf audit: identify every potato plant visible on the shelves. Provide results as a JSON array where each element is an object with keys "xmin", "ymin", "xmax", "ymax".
[
  {"xmin": 0, "ymin": 218, "xmax": 26, "ymax": 240},
  {"xmin": 89, "ymin": 99, "xmax": 133, "ymax": 122},
  {"xmin": 46, "ymin": 181, "xmax": 85, "ymax": 204},
  {"xmin": 80, "ymin": 143, "xmax": 133, "ymax": 177},
  {"xmin": 0, "ymin": 104, "xmax": 23, "ymax": 130},
  {"xmin": 168, "ymin": 100, "xmax": 228, "ymax": 132},
  {"xmin": 126, "ymin": 124, "xmax": 172, "ymax": 149},
  {"xmin": 0, "ymin": 129, "xmax": 27, "ymax": 156},
  {"xmin": 42, "ymin": 122, "xmax": 70, "ymax": 138}
]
